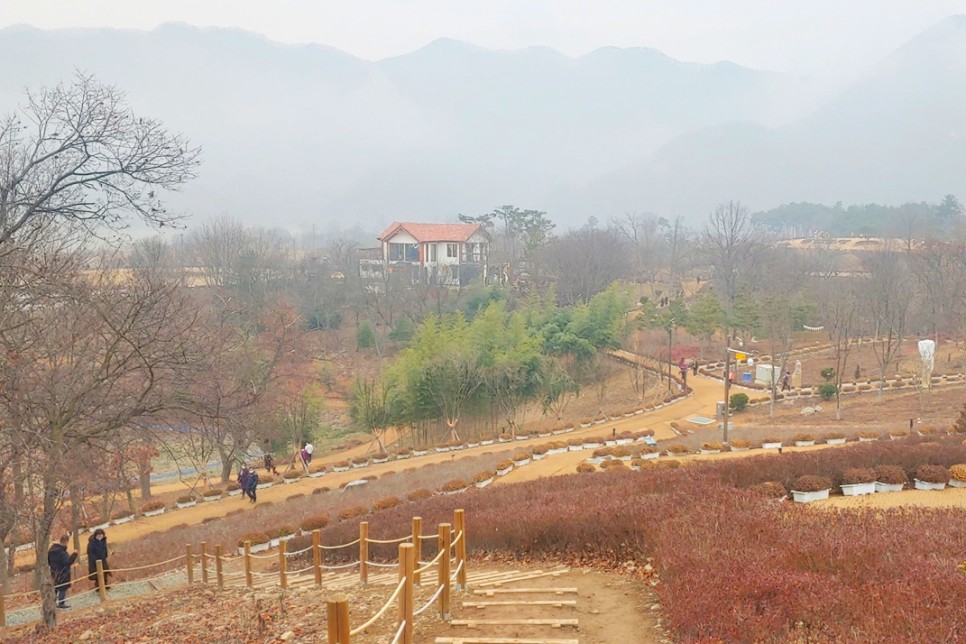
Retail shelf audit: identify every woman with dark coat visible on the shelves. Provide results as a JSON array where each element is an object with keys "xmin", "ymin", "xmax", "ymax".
[{"xmin": 87, "ymin": 528, "xmax": 111, "ymax": 591}]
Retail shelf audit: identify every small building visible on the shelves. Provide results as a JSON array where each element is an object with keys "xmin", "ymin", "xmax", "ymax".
[{"xmin": 376, "ymin": 222, "xmax": 490, "ymax": 287}]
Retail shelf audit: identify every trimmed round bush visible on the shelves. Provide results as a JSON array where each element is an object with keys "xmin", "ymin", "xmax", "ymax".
[
  {"xmin": 300, "ymin": 514, "xmax": 330, "ymax": 532},
  {"xmin": 576, "ymin": 463, "xmax": 596, "ymax": 473},
  {"xmin": 840, "ymin": 467, "xmax": 876, "ymax": 485},
  {"xmin": 407, "ymin": 488, "xmax": 432, "ymax": 502},
  {"xmin": 202, "ymin": 488, "xmax": 223, "ymax": 497},
  {"xmin": 141, "ymin": 500, "xmax": 165, "ymax": 512},
  {"xmin": 338, "ymin": 506, "xmax": 367, "ymax": 521},
  {"xmin": 473, "ymin": 470, "xmax": 495, "ymax": 483},
  {"xmin": 792, "ymin": 475, "xmax": 833, "ymax": 492},
  {"xmin": 441, "ymin": 479, "xmax": 469, "ymax": 492},
  {"xmin": 701, "ymin": 441, "xmax": 724, "ymax": 451},
  {"xmin": 283, "ymin": 470, "xmax": 302, "ymax": 480},
  {"xmin": 373, "ymin": 496, "xmax": 400, "ymax": 511},
  {"xmin": 949, "ymin": 464, "xmax": 966, "ymax": 482},
  {"xmin": 751, "ymin": 481, "xmax": 787, "ymax": 498},
  {"xmin": 875, "ymin": 465, "xmax": 908, "ymax": 485},
  {"xmin": 915, "ymin": 464, "xmax": 950, "ymax": 484},
  {"xmin": 237, "ymin": 532, "xmax": 270, "ymax": 547},
  {"xmin": 729, "ymin": 439, "xmax": 751, "ymax": 449},
  {"xmin": 268, "ymin": 525, "xmax": 295, "ymax": 539},
  {"xmin": 729, "ymin": 393, "xmax": 749, "ymax": 411}
]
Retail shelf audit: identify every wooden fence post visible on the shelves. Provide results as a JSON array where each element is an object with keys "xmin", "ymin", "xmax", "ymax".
[
  {"xmin": 200, "ymin": 541, "xmax": 209, "ymax": 584},
  {"xmin": 95, "ymin": 560, "xmax": 108, "ymax": 602},
  {"xmin": 438, "ymin": 522, "xmax": 451, "ymax": 620},
  {"xmin": 454, "ymin": 509, "xmax": 467, "ymax": 590},
  {"xmin": 359, "ymin": 521, "xmax": 369, "ymax": 584},
  {"xmin": 244, "ymin": 541, "xmax": 253, "ymax": 588},
  {"xmin": 279, "ymin": 539, "xmax": 288, "ymax": 589},
  {"xmin": 411, "ymin": 516, "xmax": 422, "ymax": 586},
  {"xmin": 326, "ymin": 593, "xmax": 350, "ymax": 644},
  {"xmin": 185, "ymin": 544, "xmax": 194, "ymax": 585},
  {"xmin": 312, "ymin": 529, "xmax": 322, "ymax": 588},
  {"xmin": 398, "ymin": 542, "xmax": 414, "ymax": 644},
  {"xmin": 215, "ymin": 545, "xmax": 224, "ymax": 589}
]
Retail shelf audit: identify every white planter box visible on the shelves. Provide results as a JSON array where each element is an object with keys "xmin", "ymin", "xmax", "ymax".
[
  {"xmin": 436, "ymin": 446, "xmax": 452, "ymax": 452},
  {"xmin": 451, "ymin": 444, "xmax": 466, "ymax": 450},
  {"xmin": 143, "ymin": 508, "xmax": 166, "ymax": 517},
  {"xmin": 256, "ymin": 482, "xmax": 273, "ymax": 490},
  {"xmin": 496, "ymin": 466, "xmax": 513, "ymax": 476},
  {"xmin": 112, "ymin": 515, "xmax": 134, "ymax": 525},
  {"xmin": 825, "ymin": 438, "xmax": 846, "ymax": 445},
  {"xmin": 480, "ymin": 440, "xmax": 494, "ymax": 447},
  {"xmin": 202, "ymin": 493, "xmax": 223, "ymax": 501},
  {"xmin": 874, "ymin": 481, "xmax": 904, "ymax": 493},
  {"xmin": 396, "ymin": 452, "xmax": 413, "ymax": 459},
  {"xmin": 372, "ymin": 457, "xmax": 389, "ymax": 464},
  {"xmin": 729, "ymin": 447, "xmax": 750, "ymax": 452},
  {"xmin": 578, "ymin": 423, "xmax": 591, "ymax": 429},
  {"xmin": 762, "ymin": 442, "xmax": 782, "ymax": 449},
  {"xmin": 238, "ymin": 541, "xmax": 270, "ymax": 555},
  {"xmin": 615, "ymin": 438, "xmax": 633, "ymax": 446},
  {"xmin": 948, "ymin": 479, "xmax": 966, "ymax": 488},
  {"xmin": 640, "ymin": 451, "xmax": 660, "ymax": 460},
  {"xmin": 532, "ymin": 452, "xmax": 546, "ymax": 460},
  {"xmin": 794, "ymin": 441, "xmax": 815, "ymax": 447},
  {"xmin": 791, "ymin": 489, "xmax": 830, "ymax": 503},
  {"xmin": 175, "ymin": 501, "xmax": 196, "ymax": 509},
  {"xmin": 283, "ymin": 477, "xmax": 300, "ymax": 484},
  {"xmin": 474, "ymin": 478, "xmax": 493, "ymax": 489},
  {"xmin": 228, "ymin": 488, "xmax": 243, "ymax": 496},
  {"xmin": 604, "ymin": 439, "xmax": 618, "ymax": 447},
  {"xmin": 412, "ymin": 450, "xmax": 428, "ymax": 457},
  {"xmin": 583, "ymin": 442, "xmax": 603, "ymax": 450},
  {"xmin": 888, "ymin": 434, "xmax": 907, "ymax": 441},
  {"xmin": 634, "ymin": 409, "xmax": 644, "ymax": 415},
  {"xmin": 443, "ymin": 488, "xmax": 465, "ymax": 495},
  {"xmin": 914, "ymin": 479, "xmax": 946, "ymax": 490},
  {"xmin": 841, "ymin": 482, "xmax": 876, "ymax": 496},
  {"xmin": 700, "ymin": 449, "xmax": 721, "ymax": 455},
  {"xmin": 593, "ymin": 418, "xmax": 606, "ymax": 425},
  {"xmin": 467, "ymin": 442, "xmax": 481, "ymax": 448},
  {"xmin": 309, "ymin": 471, "xmax": 325, "ymax": 478},
  {"xmin": 537, "ymin": 432, "xmax": 553, "ymax": 438},
  {"xmin": 568, "ymin": 445, "xmax": 583, "ymax": 452},
  {"xmin": 351, "ymin": 461, "xmax": 369, "ymax": 468},
  {"xmin": 512, "ymin": 458, "xmax": 531, "ymax": 467},
  {"xmin": 332, "ymin": 466, "xmax": 350, "ymax": 472},
  {"xmin": 858, "ymin": 437, "xmax": 878, "ymax": 442},
  {"xmin": 515, "ymin": 435, "xmax": 529, "ymax": 441},
  {"xmin": 548, "ymin": 447, "xmax": 566, "ymax": 456}
]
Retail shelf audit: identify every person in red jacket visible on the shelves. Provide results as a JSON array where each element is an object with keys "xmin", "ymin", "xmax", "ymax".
[{"xmin": 47, "ymin": 534, "xmax": 79, "ymax": 609}]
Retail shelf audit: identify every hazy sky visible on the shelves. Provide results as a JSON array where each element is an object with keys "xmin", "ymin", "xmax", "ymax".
[{"xmin": 5, "ymin": 1, "xmax": 966, "ymax": 79}]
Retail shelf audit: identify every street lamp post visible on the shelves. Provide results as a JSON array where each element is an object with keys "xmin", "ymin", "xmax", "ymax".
[{"xmin": 723, "ymin": 339, "xmax": 731, "ymax": 443}]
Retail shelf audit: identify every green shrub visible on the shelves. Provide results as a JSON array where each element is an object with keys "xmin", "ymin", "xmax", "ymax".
[
  {"xmin": 818, "ymin": 383, "xmax": 837, "ymax": 400},
  {"xmin": 356, "ymin": 321, "xmax": 375, "ymax": 349},
  {"xmin": 821, "ymin": 367, "xmax": 836, "ymax": 382},
  {"xmin": 729, "ymin": 393, "xmax": 750, "ymax": 411}
]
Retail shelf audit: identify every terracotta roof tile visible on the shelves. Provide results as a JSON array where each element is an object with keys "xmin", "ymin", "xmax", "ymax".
[{"xmin": 377, "ymin": 222, "xmax": 489, "ymax": 243}]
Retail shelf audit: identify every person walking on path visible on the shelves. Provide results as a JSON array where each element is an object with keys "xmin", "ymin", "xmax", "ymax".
[
  {"xmin": 679, "ymin": 358, "xmax": 688, "ymax": 385},
  {"xmin": 781, "ymin": 371, "xmax": 791, "ymax": 392},
  {"xmin": 244, "ymin": 468, "xmax": 259, "ymax": 503},
  {"xmin": 87, "ymin": 528, "xmax": 111, "ymax": 592},
  {"xmin": 48, "ymin": 534, "xmax": 78, "ymax": 609}
]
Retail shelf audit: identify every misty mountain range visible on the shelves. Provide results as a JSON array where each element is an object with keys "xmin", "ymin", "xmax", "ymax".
[{"xmin": 0, "ymin": 17, "xmax": 964, "ymax": 233}]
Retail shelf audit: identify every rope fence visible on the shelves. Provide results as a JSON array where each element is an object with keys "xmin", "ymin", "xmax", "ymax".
[{"xmin": 0, "ymin": 508, "xmax": 469, "ymax": 643}]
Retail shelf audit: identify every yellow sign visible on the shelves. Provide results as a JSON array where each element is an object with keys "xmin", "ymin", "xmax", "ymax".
[{"xmin": 735, "ymin": 352, "xmax": 746, "ymax": 361}]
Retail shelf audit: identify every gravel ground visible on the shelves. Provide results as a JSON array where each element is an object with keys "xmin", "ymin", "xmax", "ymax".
[{"xmin": 5, "ymin": 571, "xmax": 187, "ymax": 627}]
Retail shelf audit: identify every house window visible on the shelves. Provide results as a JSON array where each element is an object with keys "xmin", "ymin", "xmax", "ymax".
[
  {"xmin": 428, "ymin": 244, "xmax": 437, "ymax": 262},
  {"xmin": 389, "ymin": 243, "xmax": 418, "ymax": 262},
  {"xmin": 446, "ymin": 243, "xmax": 458, "ymax": 259}
]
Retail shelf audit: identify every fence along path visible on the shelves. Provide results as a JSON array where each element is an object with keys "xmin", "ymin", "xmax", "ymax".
[{"xmin": 1, "ymin": 509, "xmax": 470, "ymax": 644}]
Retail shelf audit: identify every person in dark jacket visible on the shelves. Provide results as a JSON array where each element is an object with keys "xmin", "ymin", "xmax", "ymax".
[
  {"xmin": 87, "ymin": 528, "xmax": 111, "ymax": 592},
  {"xmin": 47, "ymin": 534, "xmax": 78, "ymax": 609},
  {"xmin": 244, "ymin": 469, "xmax": 259, "ymax": 502}
]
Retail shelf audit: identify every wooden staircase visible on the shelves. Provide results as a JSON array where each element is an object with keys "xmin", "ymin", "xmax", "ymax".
[{"xmin": 434, "ymin": 567, "xmax": 579, "ymax": 644}]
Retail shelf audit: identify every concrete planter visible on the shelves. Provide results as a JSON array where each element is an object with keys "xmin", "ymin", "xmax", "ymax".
[
  {"xmin": 840, "ymin": 482, "xmax": 876, "ymax": 496},
  {"xmin": 825, "ymin": 438, "xmax": 846, "ymax": 445},
  {"xmin": 143, "ymin": 508, "xmax": 166, "ymax": 517},
  {"xmin": 914, "ymin": 479, "xmax": 946, "ymax": 491},
  {"xmin": 791, "ymin": 489, "xmax": 830, "ymax": 503},
  {"xmin": 874, "ymin": 481, "xmax": 904, "ymax": 493}
]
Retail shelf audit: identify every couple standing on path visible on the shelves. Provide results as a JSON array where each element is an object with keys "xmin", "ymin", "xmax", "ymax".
[{"xmin": 46, "ymin": 529, "xmax": 111, "ymax": 609}]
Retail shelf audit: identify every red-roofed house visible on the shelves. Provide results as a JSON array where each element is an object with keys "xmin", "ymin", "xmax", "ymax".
[{"xmin": 376, "ymin": 222, "xmax": 490, "ymax": 286}]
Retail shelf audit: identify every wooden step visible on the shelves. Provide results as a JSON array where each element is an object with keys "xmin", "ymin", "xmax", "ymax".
[
  {"xmin": 435, "ymin": 638, "xmax": 579, "ymax": 644},
  {"xmin": 475, "ymin": 570, "xmax": 568, "ymax": 587},
  {"xmin": 463, "ymin": 600, "xmax": 577, "ymax": 609},
  {"xmin": 449, "ymin": 618, "xmax": 578, "ymax": 629},
  {"xmin": 473, "ymin": 587, "xmax": 577, "ymax": 597}
]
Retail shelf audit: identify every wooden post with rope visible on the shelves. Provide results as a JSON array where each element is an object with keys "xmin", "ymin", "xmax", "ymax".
[
  {"xmin": 454, "ymin": 509, "xmax": 467, "ymax": 590},
  {"xmin": 185, "ymin": 544, "xmax": 194, "ymax": 585},
  {"xmin": 200, "ymin": 542, "xmax": 209, "ymax": 584},
  {"xmin": 244, "ymin": 541, "xmax": 253, "ymax": 588},
  {"xmin": 215, "ymin": 545, "xmax": 224, "ymax": 588},
  {"xmin": 411, "ymin": 516, "xmax": 422, "ymax": 586},
  {"xmin": 359, "ymin": 521, "xmax": 369, "ymax": 584},
  {"xmin": 438, "ymin": 522, "xmax": 452, "ymax": 620},
  {"xmin": 398, "ymin": 542, "xmax": 415, "ymax": 644},
  {"xmin": 95, "ymin": 560, "xmax": 108, "ymax": 602},
  {"xmin": 326, "ymin": 594, "xmax": 350, "ymax": 644},
  {"xmin": 279, "ymin": 539, "xmax": 288, "ymax": 589},
  {"xmin": 312, "ymin": 529, "xmax": 323, "ymax": 587}
]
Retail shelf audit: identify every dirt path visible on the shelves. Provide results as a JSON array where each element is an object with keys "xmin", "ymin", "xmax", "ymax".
[{"xmin": 822, "ymin": 487, "xmax": 966, "ymax": 510}]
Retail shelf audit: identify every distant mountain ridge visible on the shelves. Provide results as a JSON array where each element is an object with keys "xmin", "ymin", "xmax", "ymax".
[{"xmin": 0, "ymin": 19, "xmax": 962, "ymax": 231}]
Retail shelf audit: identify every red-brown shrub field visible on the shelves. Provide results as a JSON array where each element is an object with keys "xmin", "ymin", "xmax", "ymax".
[{"xmin": 312, "ymin": 436, "xmax": 966, "ymax": 641}]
